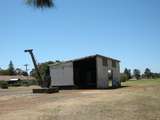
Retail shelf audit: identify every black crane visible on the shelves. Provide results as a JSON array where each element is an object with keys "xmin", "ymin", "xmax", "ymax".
[
  {"xmin": 24, "ymin": 49, "xmax": 43, "ymax": 86},
  {"xmin": 24, "ymin": 49, "xmax": 59, "ymax": 93}
]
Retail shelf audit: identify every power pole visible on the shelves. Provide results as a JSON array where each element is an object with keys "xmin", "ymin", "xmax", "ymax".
[{"xmin": 24, "ymin": 64, "xmax": 29, "ymax": 75}]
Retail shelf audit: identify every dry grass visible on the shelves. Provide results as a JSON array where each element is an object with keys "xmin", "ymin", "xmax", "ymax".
[{"xmin": 0, "ymin": 79, "xmax": 160, "ymax": 120}]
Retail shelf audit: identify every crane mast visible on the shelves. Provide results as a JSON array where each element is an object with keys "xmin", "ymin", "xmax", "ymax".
[{"xmin": 24, "ymin": 49, "xmax": 43, "ymax": 86}]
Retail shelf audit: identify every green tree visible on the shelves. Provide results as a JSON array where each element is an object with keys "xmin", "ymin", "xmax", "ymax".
[
  {"xmin": 26, "ymin": 0, "xmax": 54, "ymax": 8},
  {"xmin": 144, "ymin": 68, "xmax": 152, "ymax": 79},
  {"xmin": 22, "ymin": 71, "xmax": 29, "ymax": 76},
  {"xmin": 30, "ymin": 61, "xmax": 59, "ymax": 79},
  {"xmin": 0, "ymin": 69, "xmax": 9, "ymax": 75},
  {"xmin": 133, "ymin": 69, "xmax": 141, "ymax": 80},
  {"xmin": 120, "ymin": 73, "xmax": 128, "ymax": 82},
  {"xmin": 15, "ymin": 68, "xmax": 28, "ymax": 76},
  {"xmin": 8, "ymin": 61, "xmax": 15, "ymax": 75},
  {"xmin": 124, "ymin": 68, "xmax": 131, "ymax": 80},
  {"xmin": 151, "ymin": 72, "xmax": 160, "ymax": 79}
]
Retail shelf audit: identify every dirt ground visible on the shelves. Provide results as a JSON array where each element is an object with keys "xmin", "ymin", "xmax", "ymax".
[{"xmin": 0, "ymin": 79, "xmax": 160, "ymax": 120}]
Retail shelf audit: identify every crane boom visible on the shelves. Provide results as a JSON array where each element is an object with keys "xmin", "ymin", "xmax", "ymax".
[{"xmin": 24, "ymin": 49, "xmax": 43, "ymax": 85}]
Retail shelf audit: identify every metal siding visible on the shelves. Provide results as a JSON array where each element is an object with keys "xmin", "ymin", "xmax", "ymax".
[
  {"xmin": 50, "ymin": 62, "xmax": 74, "ymax": 86},
  {"xmin": 96, "ymin": 57, "xmax": 109, "ymax": 88},
  {"xmin": 96, "ymin": 57, "xmax": 120, "ymax": 88}
]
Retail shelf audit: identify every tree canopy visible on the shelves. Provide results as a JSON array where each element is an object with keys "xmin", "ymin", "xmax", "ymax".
[
  {"xmin": 124, "ymin": 68, "xmax": 131, "ymax": 80},
  {"xmin": 0, "ymin": 61, "xmax": 28, "ymax": 76},
  {"xmin": 30, "ymin": 61, "xmax": 61, "ymax": 79},
  {"xmin": 144, "ymin": 68, "xmax": 152, "ymax": 78},
  {"xmin": 8, "ymin": 61, "xmax": 15, "ymax": 75},
  {"xmin": 133, "ymin": 69, "xmax": 141, "ymax": 80}
]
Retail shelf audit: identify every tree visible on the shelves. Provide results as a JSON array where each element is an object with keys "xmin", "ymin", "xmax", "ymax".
[
  {"xmin": 15, "ymin": 68, "xmax": 23, "ymax": 75},
  {"xmin": 0, "ymin": 69, "xmax": 9, "ymax": 75},
  {"xmin": 8, "ymin": 61, "xmax": 15, "ymax": 75},
  {"xmin": 150, "ymin": 72, "xmax": 160, "ymax": 79},
  {"xmin": 30, "ymin": 61, "xmax": 59, "ymax": 79},
  {"xmin": 124, "ymin": 68, "xmax": 132, "ymax": 80},
  {"xmin": 144, "ymin": 68, "xmax": 152, "ymax": 79},
  {"xmin": 0, "ymin": 64, "xmax": 29, "ymax": 76},
  {"xmin": 22, "ymin": 71, "xmax": 29, "ymax": 76},
  {"xmin": 120, "ymin": 73, "xmax": 128, "ymax": 82},
  {"xmin": 30, "ymin": 68, "xmax": 37, "ymax": 78},
  {"xmin": 133, "ymin": 69, "xmax": 141, "ymax": 80},
  {"xmin": 15, "ymin": 68, "xmax": 28, "ymax": 76},
  {"xmin": 26, "ymin": 0, "xmax": 54, "ymax": 8}
]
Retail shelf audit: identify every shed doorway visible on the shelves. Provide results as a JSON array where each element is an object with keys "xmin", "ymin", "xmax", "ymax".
[
  {"xmin": 108, "ymin": 69, "xmax": 113, "ymax": 88},
  {"xmin": 73, "ymin": 57, "xmax": 97, "ymax": 88}
]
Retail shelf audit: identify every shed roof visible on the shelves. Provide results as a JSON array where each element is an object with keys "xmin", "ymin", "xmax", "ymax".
[{"xmin": 50, "ymin": 54, "xmax": 120, "ymax": 66}]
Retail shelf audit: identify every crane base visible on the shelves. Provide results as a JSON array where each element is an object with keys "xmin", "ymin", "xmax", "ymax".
[{"xmin": 32, "ymin": 87, "xmax": 59, "ymax": 94}]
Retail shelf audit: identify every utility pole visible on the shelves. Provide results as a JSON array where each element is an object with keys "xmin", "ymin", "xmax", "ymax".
[
  {"xmin": 24, "ymin": 64, "xmax": 29, "ymax": 74},
  {"xmin": 24, "ymin": 64, "xmax": 29, "ymax": 81}
]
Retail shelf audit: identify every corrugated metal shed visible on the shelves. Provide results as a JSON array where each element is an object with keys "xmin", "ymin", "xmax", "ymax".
[{"xmin": 50, "ymin": 54, "xmax": 121, "ymax": 89}]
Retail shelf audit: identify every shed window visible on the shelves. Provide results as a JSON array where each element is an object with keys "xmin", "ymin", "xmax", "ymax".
[
  {"xmin": 103, "ymin": 58, "xmax": 108, "ymax": 66},
  {"xmin": 112, "ymin": 60, "xmax": 116, "ymax": 68}
]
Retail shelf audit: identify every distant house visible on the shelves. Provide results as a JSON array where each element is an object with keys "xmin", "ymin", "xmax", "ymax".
[
  {"xmin": 0, "ymin": 75, "xmax": 35, "ymax": 84},
  {"xmin": 49, "ymin": 54, "xmax": 121, "ymax": 89},
  {"xmin": 7, "ymin": 78, "xmax": 21, "ymax": 84}
]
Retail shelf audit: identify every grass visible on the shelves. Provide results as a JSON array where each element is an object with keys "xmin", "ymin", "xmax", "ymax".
[{"xmin": 123, "ymin": 78, "xmax": 160, "ymax": 86}]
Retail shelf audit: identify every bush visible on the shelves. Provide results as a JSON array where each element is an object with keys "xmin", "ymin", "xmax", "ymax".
[
  {"xmin": 21, "ymin": 81, "xmax": 30, "ymax": 86},
  {"xmin": 7, "ymin": 80, "xmax": 38, "ymax": 87},
  {"xmin": 120, "ymin": 74, "xmax": 128, "ymax": 82},
  {"xmin": 12, "ymin": 82, "xmax": 21, "ymax": 87},
  {"xmin": 0, "ymin": 81, "xmax": 8, "ymax": 89},
  {"xmin": 20, "ymin": 80, "xmax": 38, "ymax": 86}
]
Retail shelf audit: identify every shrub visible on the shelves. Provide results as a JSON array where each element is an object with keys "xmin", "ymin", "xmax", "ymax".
[
  {"xmin": 0, "ymin": 81, "xmax": 8, "ymax": 89},
  {"xmin": 8, "ymin": 80, "xmax": 38, "ymax": 87},
  {"xmin": 21, "ymin": 81, "xmax": 30, "ymax": 86},
  {"xmin": 120, "ymin": 74, "xmax": 128, "ymax": 82},
  {"xmin": 12, "ymin": 82, "xmax": 21, "ymax": 87},
  {"xmin": 20, "ymin": 80, "xmax": 38, "ymax": 86}
]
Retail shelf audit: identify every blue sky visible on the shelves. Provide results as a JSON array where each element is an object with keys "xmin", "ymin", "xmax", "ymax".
[{"xmin": 0, "ymin": 0, "xmax": 160, "ymax": 73}]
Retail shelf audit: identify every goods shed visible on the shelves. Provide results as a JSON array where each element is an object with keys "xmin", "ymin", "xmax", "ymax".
[{"xmin": 49, "ymin": 54, "xmax": 121, "ymax": 89}]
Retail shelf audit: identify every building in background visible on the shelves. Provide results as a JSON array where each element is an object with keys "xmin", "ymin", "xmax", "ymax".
[{"xmin": 0, "ymin": 75, "xmax": 35, "ymax": 84}]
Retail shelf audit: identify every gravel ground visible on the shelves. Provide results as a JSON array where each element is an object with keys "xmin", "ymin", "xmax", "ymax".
[{"xmin": 0, "ymin": 79, "xmax": 160, "ymax": 120}]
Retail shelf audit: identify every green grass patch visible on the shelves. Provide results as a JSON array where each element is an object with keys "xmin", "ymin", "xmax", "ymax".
[
  {"xmin": 0, "ymin": 81, "xmax": 8, "ymax": 89},
  {"xmin": 123, "ymin": 78, "xmax": 160, "ymax": 86}
]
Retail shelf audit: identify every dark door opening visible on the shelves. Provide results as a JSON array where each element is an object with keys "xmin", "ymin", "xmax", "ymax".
[
  {"xmin": 73, "ymin": 57, "xmax": 97, "ymax": 88},
  {"xmin": 108, "ymin": 69, "xmax": 113, "ymax": 88}
]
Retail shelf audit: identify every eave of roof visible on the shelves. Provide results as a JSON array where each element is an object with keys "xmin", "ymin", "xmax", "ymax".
[{"xmin": 49, "ymin": 54, "xmax": 120, "ymax": 67}]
